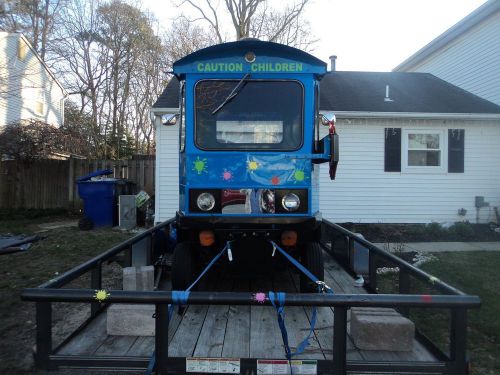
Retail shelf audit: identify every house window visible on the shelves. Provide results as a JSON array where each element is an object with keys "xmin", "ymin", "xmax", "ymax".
[
  {"xmin": 385, "ymin": 128, "xmax": 464, "ymax": 173},
  {"xmin": 407, "ymin": 132, "xmax": 441, "ymax": 166},
  {"xmin": 403, "ymin": 130, "xmax": 446, "ymax": 172},
  {"xmin": 18, "ymin": 38, "xmax": 28, "ymax": 60},
  {"xmin": 35, "ymin": 91, "xmax": 45, "ymax": 115}
]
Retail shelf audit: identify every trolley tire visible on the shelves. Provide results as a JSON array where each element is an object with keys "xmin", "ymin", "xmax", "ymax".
[
  {"xmin": 78, "ymin": 217, "xmax": 94, "ymax": 231},
  {"xmin": 171, "ymin": 242, "xmax": 195, "ymax": 291},
  {"xmin": 300, "ymin": 242, "xmax": 324, "ymax": 293}
]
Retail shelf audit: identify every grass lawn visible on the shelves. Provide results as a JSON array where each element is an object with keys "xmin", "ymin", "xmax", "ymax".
[
  {"xmin": 378, "ymin": 251, "xmax": 500, "ymax": 375},
  {"xmin": 418, "ymin": 252, "xmax": 500, "ymax": 375},
  {"xmin": 0, "ymin": 212, "xmax": 132, "ymax": 374}
]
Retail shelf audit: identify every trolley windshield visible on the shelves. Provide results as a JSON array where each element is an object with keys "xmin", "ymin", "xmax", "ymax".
[{"xmin": 195, "ymin": 80, "xmax": 303, "ymax": 151}]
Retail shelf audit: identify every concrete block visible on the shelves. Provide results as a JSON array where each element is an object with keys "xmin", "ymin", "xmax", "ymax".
[
  {"xmin": 119, "ymin": 195, "xmax": 136, "ymax": 230},
  {"xmin": 138, "ymin": 265, "xmax": 154, "ymax": 291},
  {"xmin": 122, "ymin": 266, "xmax": 154, "ymax": 291},
  {"xmin": 123, "ymin": 267, "xmax": 137, "ymax": 291},
  {"xmin": 350, "ymin": 308, "xmax": 414, "ymax": 351},
  {"xmin": 107, "ymin": 304, "xmax": 155, "ymax": 336}
]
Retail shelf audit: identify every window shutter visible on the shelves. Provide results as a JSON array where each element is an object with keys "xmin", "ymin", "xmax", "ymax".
[
  {"xmin": 384, "ymin": 128, "xmax": 401, "ymax": 172},
  {"xmin": 448, "ymin": 129, "xmax": 464, "ymax": 173}
]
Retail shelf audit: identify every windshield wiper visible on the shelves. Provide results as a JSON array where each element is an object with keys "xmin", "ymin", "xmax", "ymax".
[{"xmin": 212, "ymin": 73, "xmax": 250, "ymax": 115}]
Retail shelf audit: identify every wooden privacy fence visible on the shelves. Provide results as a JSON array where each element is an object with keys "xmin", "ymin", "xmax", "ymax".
[{"xmin": 0, "ymin": 158, "xmax": 155, "ymax": 209}]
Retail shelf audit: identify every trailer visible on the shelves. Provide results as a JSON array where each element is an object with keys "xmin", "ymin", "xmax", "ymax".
[
  {"xmin": 22, "ymin": 219, "xmax": 479, "ymax": 374},
  {"xmin": 22, "ymin": 40, "xmax": 480, "ymax": 374}
]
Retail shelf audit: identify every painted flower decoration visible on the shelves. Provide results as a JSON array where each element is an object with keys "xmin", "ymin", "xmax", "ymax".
[
  {"xmin": 293, "ymin": 169, "xmax": 306, "ymax": 182},
  {"xmin": 253, "ymin": 292, "xmax": 266, "ymax": 304},
  {"xmin": 247, "ymin": 160, "xmax": 259, "ymax": 172},
  {"xmin": 193, "ymin": 157, "xmax": 208, "ymax": 175},
  {"xmin": 94, "ymin": 289, "xmax": 110, "ymax": 302},
  {"xmin": 222, "ymin": 169, "xmax": 233, "ymax": 181}
]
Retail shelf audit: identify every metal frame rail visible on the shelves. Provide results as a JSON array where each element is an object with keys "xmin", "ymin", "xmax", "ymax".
[{"xmin": 21, "ymin": 218, "xmax": 480, "ymax": 375}]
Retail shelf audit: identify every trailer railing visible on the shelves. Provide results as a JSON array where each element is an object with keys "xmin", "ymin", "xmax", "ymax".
[
  {"xmin": 21, "ymin": 218, "xmax": 481, "ymax": 375},
  {"xmin": 320, "ymin": 218, "xmax": 480, "ymax": 374}
]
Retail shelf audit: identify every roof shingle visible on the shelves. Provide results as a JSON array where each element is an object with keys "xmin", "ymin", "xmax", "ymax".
[{"xmin": 153, "ymin": 71, "xmax": 500, "ymax": 114}]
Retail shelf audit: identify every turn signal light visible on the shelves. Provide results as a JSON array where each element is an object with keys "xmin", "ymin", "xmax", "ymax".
[
  {"xmin": 281, "ymin": 230, "xmax": 297, "ymax": 247},
  {"xmin": 199, "ymin": 230, "xmax": 215, "ymax": 247}
]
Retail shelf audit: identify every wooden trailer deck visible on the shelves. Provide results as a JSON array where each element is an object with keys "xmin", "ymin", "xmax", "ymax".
[{"xmin": 56, "ymin": 252, "xmax": 437, "ymax": 367}]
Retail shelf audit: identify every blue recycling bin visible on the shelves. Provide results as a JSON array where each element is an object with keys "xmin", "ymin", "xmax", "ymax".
[{"xmin": 77, "ymin": 169, "xmax": 123, "ymax": 228}]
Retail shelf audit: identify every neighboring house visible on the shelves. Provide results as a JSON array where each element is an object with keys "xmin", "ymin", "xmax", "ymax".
[
  {"xmin": 394, "ymin": 0, "xmax": 500, "ymax": 106},
  {"xmin": 0, "ymin": 32, "xmax": 67, "ymax": 127},
  {"xmin": 151, "ymin": 71, "xmax": 500, "ymax": 224}
]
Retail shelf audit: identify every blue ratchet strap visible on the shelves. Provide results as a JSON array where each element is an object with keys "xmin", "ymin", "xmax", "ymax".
[
  {"xmin": 146, "ymin": 242, "xmax": 229, "ymax": 374},
  {"xmin": 268, "ymin": 240, "xmax": 330, "ymax": 363},
  {"xmin": 269, "ymin": 291, "xmax": 319, "ymax": 360},
  {"xmin": 186, "ymin": 242, "xmax": 229, "ymax": 292},
  {"xmin": 269, "ymin": 291, "xmax": 291, "ymax": 360},
  {"xmin": 270, "ymin": 240, "xmax": 334, "ymax": 294}
]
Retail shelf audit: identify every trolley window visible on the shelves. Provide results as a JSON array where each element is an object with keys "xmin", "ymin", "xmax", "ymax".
[{"xmin": 195, "ymin": 80, "xmax": 303, "ymax": 150}]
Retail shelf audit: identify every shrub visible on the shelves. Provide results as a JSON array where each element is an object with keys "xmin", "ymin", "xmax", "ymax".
[
  {"xmin": 448, "ymin": 222, "xmax": 475, "ymax": 240},
  {"xmin": 425, "ymin": 222, "xmax": 446, "ymax": 239}
]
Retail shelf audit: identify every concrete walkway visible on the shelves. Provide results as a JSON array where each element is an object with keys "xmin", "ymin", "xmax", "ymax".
[{"xmin": 372, "ymin": 241, "xmax": 500, "ymax": 252}]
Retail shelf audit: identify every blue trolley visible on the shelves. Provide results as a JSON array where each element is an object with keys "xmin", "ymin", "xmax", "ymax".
[{"xmin": 168, "ymin": 39, "xmax": 338, "ymax": 291}]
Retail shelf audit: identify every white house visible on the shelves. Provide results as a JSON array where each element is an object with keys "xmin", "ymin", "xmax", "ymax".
[
  {"xmin": 0, "ymin": 32, "xmax": 67, "ymax": 127},
  {"xmin": 151, "ymin": 70, "xmax": 500, "ymax": 225},
  {"xmin": 394, "ymin": 0, "xmax": 500, "ymax": 106}
]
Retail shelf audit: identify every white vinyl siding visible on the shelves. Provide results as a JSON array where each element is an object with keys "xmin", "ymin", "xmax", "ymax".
[
  {"xmin": 403, "ymin": 11, "xmax": 500, "ymax": 106},
  {"xmin": 319, "ymin": 118, "xmax": 500, "ymax": 224},
  {"xmin": 0, "ymin": 32, "xmax": 65, "ymax": 127},
  {"xmin": 155, "ymin": 115, "xmax": 500, "ymax": 224},
  {"xmin": 155, "ymin": 120, "xmax": 179, "ymax": 223}
]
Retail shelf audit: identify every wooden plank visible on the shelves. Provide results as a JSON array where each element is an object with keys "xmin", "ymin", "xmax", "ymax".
[
  {"xmin": 193, "ymin": 304, "xmax": 230, "ymax": 357},
  {"xmin": 168, "ymin": 304, "xmax": 209, "ymax": 357},
  {"xmin": 139, "ymin": 160, "xmax": 145, "ymax": 189},
  {"xmin": 193, "ymin": 277, "xmax": 233, "ymax": 357},
  {"xmin": 126, "ymin": 336, "xmax": 154, "ymax": 357},
  {"xmin": 222, "ymin": 278, "xmax": 250, "ymax": 358},
  {"xmin": 57, "ymin": 313, "xmax": 108, "ymax": 356},
  {"xmin": 94, "ymin": 334, "xmax": 138, "ymax": 356},
  {"xmin": 249, "ymin": 275, "xmax": 284, "ymax": 359}
]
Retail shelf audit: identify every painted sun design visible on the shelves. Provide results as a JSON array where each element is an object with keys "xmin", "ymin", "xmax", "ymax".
[
  {"xmin": 271, "ymin": 176, "xmax": 280, "ymax": 185},
  {"xmin": 222, "ymin": 169, "xmax": 233, "ymax": 181},
  {"xmin": 94, "ymin": 289, "xmax": 110, "ymax": 302},
  {"xmin": 293, "ymin": 169, "xmax": 307, "ymax": 183},
  {"xmin": 247, "ymin": 160, "xmax": 259, "ymax": 171},
  {"xmin": 192, "ymin": 157, "xmax": 208, "ymax": 175}
]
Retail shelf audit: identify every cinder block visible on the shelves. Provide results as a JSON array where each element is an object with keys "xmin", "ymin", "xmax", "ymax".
[
  {"xmin": 107, "ymin": 304, "xmax": 155, "ymax": 336},
  {"xmin": 122, "ymin": 266, "xmax": 154, "ymax": 291},
  {"xmin": 138, "ymin": 265, "xmax": 154, "ymax": 291},
  {"xmin": 122, "ymin": 267, "xmax": 137, "ymax": 291},
  {"xmin": 350, "ymin": 308, "xmax": 414, "ymax": 351}
]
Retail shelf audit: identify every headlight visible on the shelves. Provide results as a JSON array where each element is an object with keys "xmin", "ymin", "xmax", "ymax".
[
  {"xmin": 282, "ymin": 193, "xmax": 300, "ymax": 212},
  {"xmin": 197, "ymin": 192, "xmax": 216, "ymax": 211}
]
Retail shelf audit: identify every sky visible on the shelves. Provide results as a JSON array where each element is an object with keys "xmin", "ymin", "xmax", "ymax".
[{"xmin": 142, "ymin": 0, "xmax": 488, "ymax": 72}]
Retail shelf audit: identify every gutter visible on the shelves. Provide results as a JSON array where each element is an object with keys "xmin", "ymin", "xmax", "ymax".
[
  {"xmin": 149, "ymin": 107, "xmax": 180, "ymax": 128},
  {"xmin": 333, "ymin": 111, "xmax": 500, "ymax": 121}
]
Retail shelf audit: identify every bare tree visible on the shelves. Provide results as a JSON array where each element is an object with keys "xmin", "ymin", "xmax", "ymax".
[
  {"xmin": 163, "ymin": 16, "xmax": 218, "ymax": 68},
  {"xmin": 250, "ymin": 1, "xmax": 317, "ymax": 51},
  {"xmin": 176, "ymin": 0, "xmax": 315, "ymax": 49},
  {"xmin": 51, "ymin": 0, "xmax": 108, "ymax": 156},
  {"xmin": 0, "ymin": 0, "xmax": 67, "ymax": 61}
]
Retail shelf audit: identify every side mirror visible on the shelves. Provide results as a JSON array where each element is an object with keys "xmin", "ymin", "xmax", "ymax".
[
  {"xmin": 161, "ymin": 113, "xmax": 179, "ymax": 126},
  {"xmin": 320, "ymin": 111, "xmax": 336, "ymax": 126}
]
